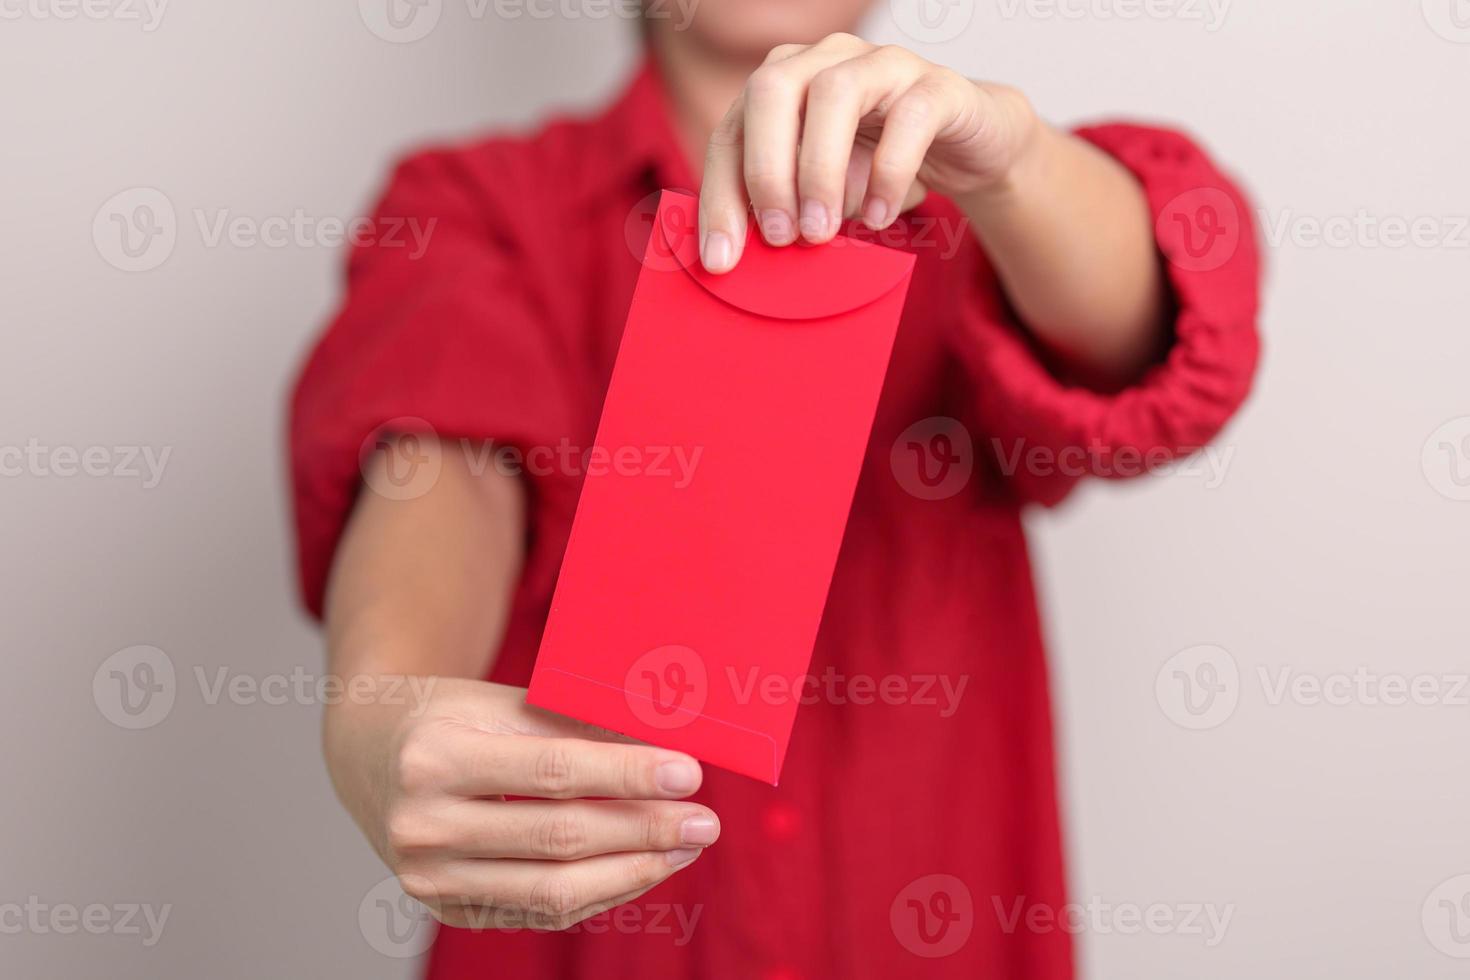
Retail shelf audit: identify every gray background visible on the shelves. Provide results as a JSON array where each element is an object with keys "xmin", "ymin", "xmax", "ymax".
[{"xmin": 2, "ymin": 1, "xmax": 1468, "ymax": 977}]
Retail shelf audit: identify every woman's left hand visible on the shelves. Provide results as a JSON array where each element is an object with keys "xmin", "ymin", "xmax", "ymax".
[{"xmin": 697, "ymin": 32, "xmax": 1040, "ymax": 273}]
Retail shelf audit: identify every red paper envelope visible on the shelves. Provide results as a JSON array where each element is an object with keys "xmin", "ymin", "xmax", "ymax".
[{"xmin": 526, "ymin": 190, "xmax": 915, "ymax": 784}]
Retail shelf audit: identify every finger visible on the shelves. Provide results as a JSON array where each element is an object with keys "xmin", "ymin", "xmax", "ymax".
[
  {"xmin": 797, "ymin": 46, "xmax": 926, "ymax": 242},
  {"xmin": 739, "ymin": 43, "xmax": 828, "ymax": 247},
  {"xmin": 697, "ymin": 39, "xmax": 855, "ymax": 268},
  {"xmin": 437, "ymin": 848, "xmax": 702, "ymax": 931},
  {"xmin": 444, "ymin": 731, "xmax": 704, "ymax": 801},
  {"xmin": 437, "ymin": 799, "xmax": 721, "ymax": 860},
  {"xmin": 698, "ymin": 95, "xmax": 749, "ymax": 273},
  {"xmin": 842, "ymin": 142, "xmax": 876, "ymax": 220},
  {"xmin": 518, "ymin": 710, "xmax": 652, "ymax": 750},
  {"xmin": 697, "ymin": 45, "xmax": 811, "ymax": 267},
  {"xmin": 434, "ymin": 877, "xmax": 666, "ymax": 933},
  {"xmin": 863, "ymin": 72, "xmax": 960, "ymax": 230},
  {"xmin": 743, "ymin": 35, "xmax": 874, "ymax": 247}
]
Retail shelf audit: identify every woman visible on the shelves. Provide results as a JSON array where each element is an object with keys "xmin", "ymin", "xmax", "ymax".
[{"xmin": 289, "ymin": 1, "xmax": 1260, "ymax": 976}]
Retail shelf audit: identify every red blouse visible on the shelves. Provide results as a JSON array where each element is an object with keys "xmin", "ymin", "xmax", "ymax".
[{"xmin": 290, "ymin": 56, "xmax": 1260, "ymax": 980}]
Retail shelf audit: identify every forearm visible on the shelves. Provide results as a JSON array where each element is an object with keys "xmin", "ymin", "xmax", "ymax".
[
  {"xmin": 955, "ymin": 108, "xmax": 1168, "ymax": 384},
  {"xmin": 324, "ymin": 435, "xmax": 525, "ymax": 682}
]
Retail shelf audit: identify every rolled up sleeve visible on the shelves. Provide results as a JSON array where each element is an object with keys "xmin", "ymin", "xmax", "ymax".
[
  {"xmin": 954, "ymin": 123, "xmax": 1262, "ymax": 506},
  {"xmin": 288, "ymin": 147, "xmax": 579, "ymax": 617}
]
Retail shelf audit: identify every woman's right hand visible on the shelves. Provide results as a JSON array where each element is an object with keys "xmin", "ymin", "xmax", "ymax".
[{"xmin": 323, "ymin": 675, "xmax": 719, "ymax": 931}]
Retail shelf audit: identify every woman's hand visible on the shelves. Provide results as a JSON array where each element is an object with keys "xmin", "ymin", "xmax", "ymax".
[
  {"xmin": 324, "ymin": 676, "xmax": 719, "ymax": 932},
  {"xmin": 697, "ymin": 32, "xmax": 1039, "ymax": 273}
]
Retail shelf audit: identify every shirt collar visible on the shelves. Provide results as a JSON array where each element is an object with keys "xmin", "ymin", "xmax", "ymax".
[{"xmin": 577, "ymin": 53, "xmax": 699, "ymax": 206}]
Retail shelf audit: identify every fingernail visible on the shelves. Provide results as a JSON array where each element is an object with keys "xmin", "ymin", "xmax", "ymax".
[
  {"xmin": 701, "ymin": 230, "xmax": 733, "ymax": 272},
  {"xmin": 863, "ymin": 197, "xmax": 890, "ymax": 229},
  {"xmin": 758, "ymin": 209, "xmax": 795, "ymax": 246},
  {"xmin": 665, "ymin": 848, "xmax": 701, "ymax": 867},
  {"xmin": 799, "ymin": 200, "xmax": 831, "ymax": 240},
  {"xmin": 680, "ymin": 816, "xmax": 720, "ymax": 846},
  {"xmin": 656, "ymin": 760, "xmax": 701, "ymax": 795}
]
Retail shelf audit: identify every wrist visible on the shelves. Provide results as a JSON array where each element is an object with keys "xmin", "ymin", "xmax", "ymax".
[{"xmin": 955, "ymin": 86, "xmax": 1052, "ymax": 215}]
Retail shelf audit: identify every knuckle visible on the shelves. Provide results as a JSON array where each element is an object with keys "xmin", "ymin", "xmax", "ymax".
[
  {"xmin": 709, "ymin": 111, "xmax": 743, "ymax": 149},
  {"xmin": 742, "ymin": 163, "xmax": 789, "ymax": 197},
  {"xmin": 532, "ymin": 742, "xmax": 578, "ymax": 796},
  {"xmin": 641, "ymin": 808, "xmax": 679, "ymax": 850},
  {"xmin": 763, "ymin": 42, "xmax": 803, "ymax": 64},
  {"xmin": 530, "ymin": 810, "xmax": 589, "ymax": 859},
  {"xmin": 528, "ymin": 872, "xmax": 581, "ymax": 919},
  {"xmin": 617, "ymin": 750, "xmax": 647, "ymax": 797},
  {"xmin": 873, "ymin": 44, "xmax": 920, "ymax": 71},
  {"xmin": 630, "ymin": 851, "xmax": 672, "ymax": 889},
  {"xmin": 870, "ymin": 153, "xmax": 914, "ymax": 182},
  {"xmin": 889, "ymin": 91, "xmax": 935, "ymax": 128},
  {"xmin": 819, "ymin": 31, "xmax": 865, "ymax": 49},
  {"xmin": 745, "ymin": 65, "xmax": 792, "ymax": 101},
  {"xmin": 808, "ymin": 66, "xmax": 850, "ymax": 100},
  {"xmin": 926, "ymin": 66, "xmax": 965, "ymax": 89},
  {"xmin": 396, "ymin": 870, "xmax": 442, "ymax": 905},
  {"xmin": 393, "ymin": 727, "xmax": 449, "ymax": 794},
  {"xmin": 384, "ymin": 806, "xmax": 436, "ymax": 856}
]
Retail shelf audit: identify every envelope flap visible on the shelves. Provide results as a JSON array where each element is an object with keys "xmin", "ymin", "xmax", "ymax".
[{"xmin": 656, "ymin": 190, "xmax": 915, "ymax": 321}]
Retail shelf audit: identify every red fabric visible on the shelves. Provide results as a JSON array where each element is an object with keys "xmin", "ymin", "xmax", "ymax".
[{"xmin": 289, "ymin": 57, "xmax": 1260, "ymax": 980}]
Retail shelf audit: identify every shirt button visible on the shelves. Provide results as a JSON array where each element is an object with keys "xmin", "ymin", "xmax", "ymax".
[{"xmin": 761, "ymin": 801, "xmax": 802, "ymax": 842}]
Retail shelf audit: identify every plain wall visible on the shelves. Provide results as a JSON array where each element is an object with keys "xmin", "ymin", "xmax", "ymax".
[{"xmin": 3, "ymin": 1, "xmax": 1467, "ymax": 977}]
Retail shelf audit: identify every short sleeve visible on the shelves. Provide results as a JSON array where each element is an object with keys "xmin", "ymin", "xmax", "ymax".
[
  {"xmin": 287, "ymin": 147, "xmax": 578, "ymax": 617},
  {"xmin": 953, "ymin": 123, "xmax": 1262, "ymax": 506}
]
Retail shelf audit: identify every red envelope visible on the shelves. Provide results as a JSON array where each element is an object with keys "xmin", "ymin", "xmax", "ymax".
[{"xmin": 526, "ymin": 190, "xmax": 915, "ymax": 784}]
